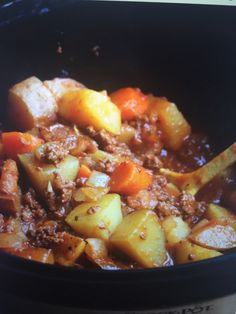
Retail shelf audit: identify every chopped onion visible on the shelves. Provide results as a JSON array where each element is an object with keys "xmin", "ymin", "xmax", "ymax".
[
  {"xmin": 86, "ymin": 171, "xmax": 110, "ymax": 188},
  {"xmin": 73, "ymin": 187, "xmax": 110, "ymax": 202}
]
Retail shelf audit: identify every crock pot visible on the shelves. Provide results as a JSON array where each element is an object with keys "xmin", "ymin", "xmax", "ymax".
[{"xmin": 0, "ymin": 1, "xmax": 236, "ymax": 313}]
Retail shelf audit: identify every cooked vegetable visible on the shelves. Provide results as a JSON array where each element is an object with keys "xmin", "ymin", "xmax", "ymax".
[
  {"xmin": 73, "ymin": 187, "xmax": 110, "ymax": 202},
  {"xmin": 44, "ymin": 78, "xmax": 85, "ymax": 101},
  {"xmin": 2, "ymin": 247, "xmax": 54, "ymax": 264},
  {"xmin": 53, "ymin": 232, "xmax": 85, "ymax": 266},
  {"xmin": 110, "ymin": 87, "xmax": 148, "ymax": 121},
  {"xmin": 162, "ymin": 216, "xmax": 190, "ymax": 246},
  {"xmin": 148, "ymin": 97, "xmax": 191, "ymax": 150},
  {"xmin": 160, "ymin": 142, "xmax": 236, "ymax": 195},
  {"xmin": 0, "ymin": 232, "xmax": 26, "ymax": 249},
  {"xmin": 0, "ymin": 159, "xmax": 21, "ymax": 215},
  {"xmin": 8, "ymin": 76, "xmax": 57, "ymax": 130},
  {"xmin": 77, "ymin": 165, "xmax": 92, "ymax": 179},
  {"xmin": 189, "ymin": 220, "xmax": 236, "ymax": 250},
  {"xmin": 66, "ymin": 194, "xmax": 123, "ymax": 240},
  {"xmin": 117, "ymin": 124, "xmax": 136, "ymax": 143},
  {"xmin": 85, "ymin": 171, "xmax": 110, "ymax": 188},
  {"xmin": 2, "ymin": 132, "xmax": 43, "ymax": 160},
  {"xmin": 173, "ymin": 240, "xmax": 222, "ymax": 264},
  {"xmin": 85, "ymin": 238, "xmax": 120, "ymax": 269},
  {"xmin": 205, "ymin": 204, "xmax": 236, "ymax": 221},
  {"xmin": 59, "ymin": 89, "xmax": 121, "ymax": 135},
  {"xmin": 110, "ymin": 210, "xmax": 166, "ymax": 268},
  {"xmin": 109, "ymin": 161, "xmax": 152, "ymax": 195},
  {"xmin": 18, "ymin": 153, "xmax": 79, "ymax": 195}
]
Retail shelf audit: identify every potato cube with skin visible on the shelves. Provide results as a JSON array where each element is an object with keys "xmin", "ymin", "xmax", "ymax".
[
  {"xmin": 148, "ymin": 97, "xmax": 191, "ymax": 150},
  {"xmin": 44, "ymin": 78, "xmax": 85, "ymax": 101},
  {"xmin": 18, "ymin": 153, "xmax": 79, "ymax": 195},
  {"xmin": 8, "ymin": 76, "xmax": 57, "ymax": 131},
  {"xmin": 53, "ymin": 232, "xmax": 85, "ymax": 266},
  {"xmin": 189, "ymin": 220, "xmax": 236, "ymax": 250},
  {"xmin": 110, "ymin": 210, "xmax": 166, "ymax": 268},
  {"xmin": 173, "ymin": 240, "xmax": 222, "ymax": 264},
  {"xmin": 66, "ymin": 194, "xmax": 122, "ymax": 240},
  {"xmin": 59, "ymin": 89, "xmax": 121, "ymax": 135},
  {"xmin": 205, "ymin": 203, "xmax": 236, "ymax": 221},
  {"xmin": 162, "ymin": 216, "xmax": 190, "ymax": 246}
]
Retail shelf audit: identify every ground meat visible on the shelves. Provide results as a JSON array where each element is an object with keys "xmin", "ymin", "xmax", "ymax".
[
  {"xmin": 127, "ymin": 190, "xmax": 158, "ymax": 211},
  {"xmin": 94, "ymin": 159, "xmax": 118, "ymax": 175},
  {"xmin": 21, "ymin": 189, "xmax": 46, "ymax": 223},
  {"xmin": 39, "ymin": 123, "xmax": 77, "ymax": 144},
  {"xmin": 38, "ymin": 141, "xmax": 69, "ymax": 164},
  {"xmin": 142, "ymin": 153, "xmax": 163, "ymax": 171},
  {"xmin": 178, "ymin": 191, "xmax": 207, "ymax": 225},
  {"xmin": 85, "ymin": 126, "xmax": 135, "ymax": 160},
  {"xmin": 45, "ymin": 173, "xmax": 75, "ymax": 216},
  {"xmin": 30, "ymin": 220, "xmax": 63, "ymax": 248}
]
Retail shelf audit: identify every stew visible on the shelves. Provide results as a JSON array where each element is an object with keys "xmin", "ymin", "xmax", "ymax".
[{"xmin": 0, "ymin": 76, "xmax": 235, "ymax": 269}]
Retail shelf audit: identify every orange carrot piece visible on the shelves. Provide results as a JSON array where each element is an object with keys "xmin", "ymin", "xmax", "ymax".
[
  {"xmin": 109, "ymin": 160, "xmax": 152, "ymax": 195},
  {"xmin": 2, "ymin": 132, "xmax": 43, "ymax": 160},
  {"xmin": 78, "ymin": 165, "xmax": 92, "ymax": 179},
  {"xmin": 110, "ymin": 87, "xmax": 148, "ymax": 121}
]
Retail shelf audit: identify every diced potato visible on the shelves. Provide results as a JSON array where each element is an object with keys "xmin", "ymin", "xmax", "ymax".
[
  {"xmin": 0, "ymin": 159, "xmax": 21, "ymax": 216},
  {"xmin": 59, "ymin": 89, "xmax": 121, "ymax": 135},
  {"xmin": 173, "ymin": 240, "xmax": 222, "ymax": 264},
  {"xmin": 189, "ymin": 220, "xmax": 236, "ymax": 250},
  {"xmin": 66, "ymin": 194, "xmax": 122, "ymax": 240},
  {"xmin": 162, "ymin": 216, "xmax": 190, "ymax": 246},
  {"xmin": 85, "ymin": 171, "xmax": 110, "ymax": 188},
  {"xmin": 44, "ymin": 78, "xmax": 85, "ymax": 101},
  {"xmin": 205, "ymin": 204, "xmax": 236, "ymax": 221},
  {"xmin": 148, "ymin": 97, "xmax": 191, "ymax": 150},
  {"xmin": 2, "ymin": 247, "xmax": 54, "ymax": 264},
  {"xmin": 73, "ymin": 187, "xmax": 109, "ymax": 202},
  {"xmin": 0, "ymin": 232, "xmax": 27, "ymax": 249},
  {"xmin": 117, "ymin": 124, "xmax": 135, "ymax": 143},
  {"xmin": 85, "ymin": 238, "xmax": 120, "ymax": 270},
  {"xmin": 110, "ymin": 210, "xmax": 166, "ymax": 268},
  {"xmin": 18, "ymin": 153, "xmax": 79, "ymax": 195},
  {"xmin": 8, "ymin": 76, "xmax": 57, "ymax": 131},
  {"xmin": 53, "ymin": 232, "xmax": 85, "ymax": 266}
]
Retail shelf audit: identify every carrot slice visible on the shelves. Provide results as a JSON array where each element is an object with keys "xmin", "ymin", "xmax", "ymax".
[
  {"xmin": 109, "ymin": 160, "xmax": 152, "ymax": 195},
  {"xmin": 77, "ymin": 165, "xmax": 92, "ymax": 179},
  {"xmin": 110, "ymin": 87, "xmax": 148, "ymax": 121},
  {"xmin": 2, "ymin": 132, "xmax": 43, "ymax": 160}
]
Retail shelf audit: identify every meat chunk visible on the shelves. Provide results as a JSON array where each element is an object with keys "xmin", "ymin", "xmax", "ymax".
[
  {"xmin": 45, "ymin": 173, "xmax": 75, "ymax": 216},
  {"xmin": 0, "ymin": 159, "xmax": 21, "ymax": 216}
]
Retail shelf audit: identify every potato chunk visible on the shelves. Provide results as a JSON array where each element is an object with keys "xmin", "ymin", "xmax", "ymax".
[
  {"xmin": 85, "ymin": 238, "xmax": 120, "ymax": 270},
  {"xmin": 205, "ymin": 204, "xmax": 236, "ymax": 221},
  {"xmin": 189, "ymin": 220, "xmax": 236, "ymax": 250},
  {"xmin": 59, "ymin": 89, "xmax": 121, "ymax": 135},
  {"xmin": 44, "ymin": 78, "xmax": 85, "ymax": 101},
  {"xmin": 173, "ymin": 240, "xmax": 222, "ymax": 264},
  {"xmin": 66, "ymin": 194, "xmax": 122, "ymax": 240},
  {"xmin": 110, "ymin": 210, "xmax": 166, "ymax": 268},
  {"xmin": 162, "ymin": 216, "xmax": 190, "ymax": 246},
  {"xmin": 148, "ymin": 97, "xmax": 191, "ymax": 150},
  {"xmin": 18, "ymin": 153, "xmax": 79, "ymax": 195},
  {"xmin": 2, "ymin": 247, "xmax": 54, "ymax": 264},
  {"xmin": 8, "ymin": 76, "xmax": 57, "ymax": 130},
  {"xmin": 53, "ymin": 232, "xmax": 85, "ymax": 266}
]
